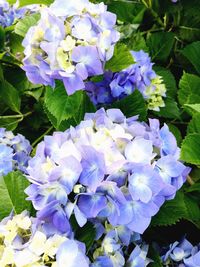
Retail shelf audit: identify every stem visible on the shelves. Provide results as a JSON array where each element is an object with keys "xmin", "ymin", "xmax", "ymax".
[
  {"xmin": 32, "ymin": 126, "xmax": 54, "ymax": 148},
  {"xmin": 187, "ymin": 175, "xmax": 195, "ymax": 186},
  {"xmin": 0, "ymin": 111, "xmax": 32, "ymax": 119}
]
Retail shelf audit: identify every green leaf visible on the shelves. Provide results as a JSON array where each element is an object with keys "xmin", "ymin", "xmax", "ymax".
[
  {"xmin": 25, "ymin": 87, "xmax": 43, "ymax": 101},
  {"xmin": 0, "ymin": 26, "xmax": 5, "ymax": 50},
  {"xmin": 153, "ymin": 66, "xmax": 177, "ymax": 98},
  {"xmin": 44, "ymin": 82, "xmax": 95, "ymax": 129},
  {"xmin": 167, "ymin": 123, "xmax": 182, "ymax": 147},
  {"xmin": 111, "ymin": 90, "xmax": 147, "ymax": 121},
  {"xmin": 0, "ymin": 171, "xmax": 31, "ymax": 220},
  {"xmin": 187, "ymin": 114, "xmax": 200, "ymax": 134},
  {"xmin": 178, "ymin": 73, "xmax": 200, "ymax": 106},
  {"xmin": 75, "ymin": 222, "xmax": 96, "ymax": 252},
  {"xmin": 147, "ymin": 32, "xmax": 175, "ymax": 63},
  {"xmin": 105, "ymin": 43, "xmax": 134, "ymax": 72},
  {"xmin": 181, "ymin": 133, "xmax": 200, "ymax": 165},
  {"xmin": 0, "ymin": 117, "xmax": 20, "ymax": 130},
  {"xmin": 184, "ymin": 104, "xmax": 200, "ymax": 113},
  {"xmin": 148, "ymin": 246, "xmax": 162, "ymax": 267},
  {"xmin": 8, "ymin": 0, "xmax": 52, "ymax": 5},
  {"xmin": 44, "ymin": 83, "xmax": 82, "ymax": 127},
  {"xmin": 154, "ymin": 98, "xmax": 180, "ymax": 119},
  {"xmin": 0, "ymin": 80, "xmax": 21, "ymax": 113},
  {"xmin": 151, "ymin": 191, "xmax": 187, "ymax": 227},
  {"xmin": 183, "ymin": 194, "xmax": 200, "ymax": 223},
  {"xmin": 186, "ymin": 183, "xmax": 200, "ymax": 193},
  {"xmin": 181, "ymin": 41, "xmax": 200, "ymax": 75},
  {"xmin": 108, "ymin": 1, "xmax": 145, "ymax": 23},
  {"xmin": 18, "ymin": 0, "xmax": 53, "ymax": 6},
  {"xmin": 15, "ymin": 13, "xmax": 40, "ymax": 37}
]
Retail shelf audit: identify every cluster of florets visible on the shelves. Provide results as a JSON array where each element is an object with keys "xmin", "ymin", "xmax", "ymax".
[
  {"xmin": 0, "ymin": 211, "xmax": 89, "ymax": 267},
  {"xmin": 25, "ymin": 108, "xmax": 190, "ymax": 237},
  {"xmin": 0, "ymin": 128, "xmax": 31, "ymax": 176},
  {"xmin": 90, "ymin": 222, "xmax": 151, "ymax": 267},
  {"xmin": 86, "ymin": 50, "xmax": 166, "ymax": 111},
  {"xmin": 0, "ymin": 0, "xmax": 38, "ymax": 28},
  {"xmin": 22, "ymin": 0, "xmax": 120, "ymax": 95},
  {"xmin": 161, "ymin": 237, "xmax": 200, "ymax": 267}
]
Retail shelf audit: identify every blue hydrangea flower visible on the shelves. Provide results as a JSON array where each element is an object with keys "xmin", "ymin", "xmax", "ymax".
[
  {"xmin": 0, "ymin": 0, "xmax": 38, "ymax": 28},
  {"xmin": 22, "ymin": 0, "xmax": 120, "ymax": 95},
  {"xmin": 0, "ymin": 128, "xmax": 32, "ymax": 176},
  {"xmin": 25, "ymin": 108, "xmax": 190, "ymax": 234},
  {"xmin": 86, "ymin": 50, "xmax": 166, "ymax": 111},
  {"xmin": 162, "ymin": 238, "xmax": 200, "ymax": 267},
  {"xmin": 0, "ymin": 211, "xmax": 89, "ymax": 267}
]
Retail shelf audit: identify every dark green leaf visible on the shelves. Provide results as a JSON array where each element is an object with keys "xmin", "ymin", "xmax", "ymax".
[
  {"xmin": 0, "ymin": 26, "xmax": 5, "ymax": 50},
  {"xmin": 167, "ymin": 123, "xmax": 182, "ymax": 147},
  {"xmin": 75, "ymin": 222, "xmax": 96, "ymax": 251},
  {"xmin": 151, "ymin": 191, "xmax": 187, "ymax": 227},
  {"xmin": 0, "ymin": 80, "xmax": 21, "ymax": 113},
  {"xmin": 183, "ymin": 195, "xmax": 200, "ymax": 223},
  {"xmin": 105, "ymin": 43, "xmax": 134, "ymax": 72},
  {"xmin": 181, "ymin": 41, "xmax": 200, "ymax": 75},
  {"xmin": 181, "ymin": 133, "xmax": 200, "ymax": 165},
  {"xmin": 108, "ymin": 1, "xmax": 145, "ymax": 23},
  {"xmin": 147, "ymin": 32, "xmax": 175, "ymax": 63},
  {"xmin": 153, "ymin": 66, "xmax": 177, "ymax": 98},
  {"xmin": 111, "ymin": 90, "xmax": 147, "ymax": 121},
  {"xmin": 154, "ymin": 98, "xmax": 180, "ymax": 119},
  {"xmin": 148, "ymin": 246, "xmax": 163, "ymax": 267}
]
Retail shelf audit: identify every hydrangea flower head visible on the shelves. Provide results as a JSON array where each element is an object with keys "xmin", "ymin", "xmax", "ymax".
[
  {"xmin": 86, "ymin": 50, "xmax": 166, "ymax": 111},
  {"xmin": 0, "ymin": 128, "xmax": 32, "ymax": 176},
  {"xmin": 25, "ymin": 108, "xmax": 190, "ymax": 235},
  {"xmin": 22, "ymin": 0, "xmax": 120, "ymax": 95},
  {"xmin": 0, "ymin": 211, "xmax": 89, "ymax": 267}
]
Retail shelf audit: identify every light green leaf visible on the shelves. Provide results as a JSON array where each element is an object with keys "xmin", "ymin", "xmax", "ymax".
[
  {"xmin": 105, "ymin": 43, "xmax": 134, "ymax": 72},
  {"xmin": 181, "ymin": 133, "xmax": 200, "ymax": 165},
  {"xmin": 178, "ymin": 73, "xmax": 200, "ymax": 106},
  {"xmin": 8, "ymin": 0, "xmax": 53, "ymax": 6},
  {"xmin": 0, "ymin": 80, "xmax": 21, "ymax": 113},
  {"xmin": 187, "ymin": 113, "xmax": 200, "ymax": 134},
  {"xmin": 15, "ymin": 13, "xmax": 40, "ymax": 37},
  {"xmin": 184, "ymin": 104, "xmax": 200, "ymax": 113},
  {"xmin": 0, "ymin": 171, "xmax": 31, "ymax": 220},
  {"xmin": 181, "ymin": 41, "xmax": 200, "ymax": 75}
]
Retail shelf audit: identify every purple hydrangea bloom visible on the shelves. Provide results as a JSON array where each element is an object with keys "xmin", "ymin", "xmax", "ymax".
[
  {"xmin": 86, "ymin": 50, "xmax": 166, "ymax": 111},
  {"xmin": 0, "ymin": 128, "xmax": 32, "ymax": 176},
  {"xmin": 22, "ymin": 0, "xmax": 120, "ymax": 95},
  {"xmin": 25, "ymin": 108, "xmax": 190, "ymax": 234}
]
